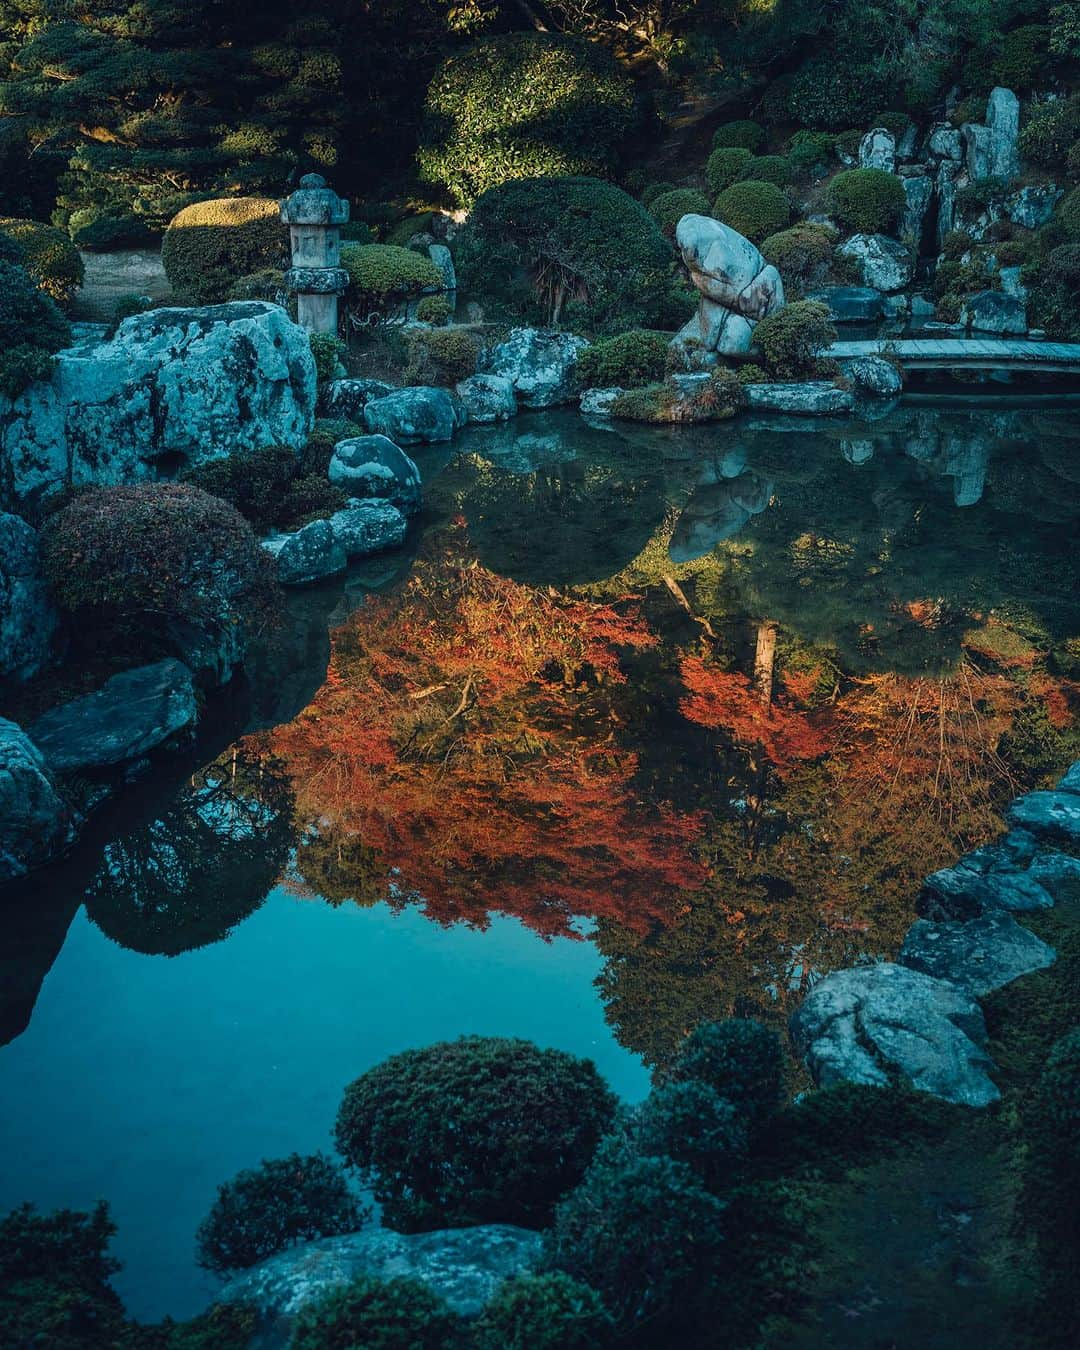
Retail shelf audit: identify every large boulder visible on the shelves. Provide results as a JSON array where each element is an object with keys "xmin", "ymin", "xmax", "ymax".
[
  {"xmin": 790, "ymin": 962, "xmax": 1000, "ymax": 1107},
  {"xmin": 328, "ymin": 501, "xmax": 407, "ymax": 558},
  {"xmin": 962, "ymin": 290, "xmax": 1026, "ymax": 335},
  {"xmin": 837, "ymin": 234, "xmax": 914, "ymax": 293},
  {"xmin": 28, "ymin": 659, "xmax": 197, "ymax": 775},
  {"xmin": 481, "ymin": 329, "xmax": 590, "ymax": 408},
  {"xmin": 0, "ymin": 718, "xmax": 77, "ymax": 882},
  {"xmin": 455, "ymin": 373, "xmax": 517, "ymax": 424},
  {"xmin": 318, "ymin": 378, "xmax": 394, "ymax": 422},
  {"xmin": 743, "ymin": 382, "xmax": 854, "ymax": 415},
  {"xmin": 262, "ymin": 520, "xmax": 347, "ymax": 586},
  {"xmin": 986, "ymin": 86, "xmax": 1020, "ymax": 180},
  {"xmin": 219, "ymin": 1225, "xmax": 542, "ymax": 1349},
  {"xmin": 962, "ymin": 121, "xmax": 994, "ymax": 181},
  {"xmin": 859, "ymin": 127, "xmax": 896, "ymax": 172},
  {"xmin": 0, "ymin": 512, "xmax": 56, "ymax": 682},
  {"xmin": 328, "ymin": 435, "xmax": 422, "ymax": 514},
  {"xmin": 918, "ymin": 857, "xmax": 1056, "ymax": 922},
  {"xmin": 846, "ymin": 355, "xmax": 903, "ymax": 398},
  {"xmin": 1008, "ymin": 790, "xmax": 1080, "ymax": 849},
  {"xmin": 0, "ymin": 303, "xmax": 316, "ymax": 510},
  {"xmin": 363, "ymin": 386, "xmax": 464, "ymax": 445},
  {"xmin": 899, "ymin": 911, "xmax": 1055, "ymax": 997},
  {"xmin": 673, "ymin": 214, "xmax": 784, "ymax": 360}
]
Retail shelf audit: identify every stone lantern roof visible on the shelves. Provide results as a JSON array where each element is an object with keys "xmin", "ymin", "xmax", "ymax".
[{"xmin": 280, "ymin": 173, "xmax": 350, "ymax": 227}]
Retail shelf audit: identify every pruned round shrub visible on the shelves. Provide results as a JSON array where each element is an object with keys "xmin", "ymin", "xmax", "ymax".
[
  {"xmin": 712, "ymin": 120, "xmax": 765, "ymax": 152},
  {"xmin": 182, "ymin": 446, "xmax": 345, "ymax": 533},
  {"xmin": 403, "ymin": 327, "xmax": 480, "ymax": 385},
  {"xmin": 291, "ymin": 1274, "xmax": 462, "ymax": 1350},
  {"xmin": 712, "ymin": 180, "xmax": 791, "ymax": 243},
  {"xmin": 705, "ymin": 147, "xmax": 752, "ymax": 196},
  {"xmin": 341, "ymin": 243, "xmax": 442, "ymax": 320},
  {"xmin": 738, "ymin": 155, "xmax": 792, "ymax": 187},
  {"xmin": 195, "ymin": 1153, "xmax": 363, "ymax": 1275},
  {"xmin": 786, "ymin": 56, "xmax": 878, "ymax": 130},
  {"xmin": 825, "ymin": 168, "xmax": 906, "ymax": 234},
  {"xmin": 0, "ymin": 258, "xmax": 71, "ymax": 398},
  {"xmin": 760, "ymin": 223, "xmax": 835, "ymax": 291},
  {"xmin": 648, "ymin": 187, "xmax": 709, "ymax": 238},
  {"xmin": 161, "ymin": 198, "xmax": 287, "ymax": 305},
  {"xmin": 577, "ymin": 330, "xmax": 670, "ymax": 389},
  {"xmin": 668, "ymin": 1018, "xmax": 786, "ymax": 1131},
  {"xmin": 0, "ymin": 217, "xmax": 84, "ymax": 306},
  {"xmin": 418, "ymin": 33, "xmax": 636, "ymax": 208},
  {"xmin": 641, "ymin": 180, "xmax": 675, "ymax": 206},
  {"xmin": 472, "ymin": 1273, "xmax": 613, "ymax": 1350},
  {"xmin": 786, "ymin": 130, "xmax": 835, "ymax": 179},
  {"xmin": 635, "ymin": 1080, "xmax": 748, "ymax": 1191},
  {"xmin": 333, "ymin": 1037, "xmax": 617, "ymax": 1232},
  {"xmin": 416, "ymin": 294, "xmax": 453, "ymax": 325},
  {"xmin": 455, "ymin": 177, "xmax": 676, "ymax": 335}
]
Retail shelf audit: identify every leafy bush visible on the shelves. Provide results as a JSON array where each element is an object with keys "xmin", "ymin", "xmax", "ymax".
[
  {"xmin": 648, "ymin": 187, "xmax": 709, "ymax": 238},
  {"xmin": 182, "ymin": 445, "xmax": 345, "ymax": 532},
  {"xmin": 418, "ymin": 33, "xmax": 636, "ymax": 208},
  {"xmin": 738, "ymin": 154, "xmax": 792, "ymax": 187},
  {"xmin": 455, "ymin": 176, "xmax": 676, "ymax": 335},
  {"xmin": 826, "ymin": 168, "xmax": 906, "ymax": 234},
  {"xmin": 712, "ymin": 180, "xmax": 791, "ymax": 243},
  {"xmin": 1019, "ymin": 94, "xmax": 1080, "ymax": 169},
  {"xmin": 0, "ymin": 216, "xmax": 84, "ymax": 305},
  {"xmin": 577, "ymin": 330, "xmax": 670, "ymax": 388},
  {"xmin": 608, "ymin": 370, "xmax": 742, "ymax": 423},
  {"xmin": 760, "ymin": 223, "xmax": 835, "ymax": 291},
  {"xmin": 641, "ymin": 180, "xmax": 675, "ymax": 206},
  {"xmin": 1058, "ymin": 186, "xmax": 1080, "ymax": 239},
  {"xmin": 416, "ymin": 294, "xmax": 452, "ymax": 324},
  {"xmin": 472, "ymin": 1273, "xmax": 613, "ymax": 1350},
  {"xmin": 667, "ymin": 1018, "xmax": 786, "ymax": 1131},
  {"xmin": 787, "ymin": 130, "xmax": 835, "ymax": 179},
  {"xmin": 787, "ymin": 56, "xmax": 878, "ymax": 130},
  {"xmin": 635, "ymin": 1080, "xmax": 748, "ymax": 1192},
  {"xmin": 705, "ymin": 146, "xmax": 752, "ymax": 196},
  {"xmin": 403, "ymin": 327, "xmax": 480, "ymax": 385},
  {"xmin": 0, "ymin": 258, "xmax": 71, "ymax": 398},
  {"xmin": 712, "ymin": 120, "xmax": 765, "ymax": 152},
  {"xmin": 291, "ymin": 1274, "xmax": 462, "ymax": 1350},
  {"xmin": 334, "ymin": 1037, "xmax": 617, "ymax": 1232},
  {"xmin": 161, "ymin": 198, "xmax": 286, "ymax": 306},
  {"xmin": 196, "ymin": 1153, "xmax": 363, "ymax": 1275},
  {"xmin": 309, "ymin": 332, "xmax": 346, "ymax": 384},
  {"xmin": 941, "ymin": 229, "xmax": 974, "ymax": 261},
  {"xmin": 341, "ymin": 243, "xmax": 442, "ymax": 320}
]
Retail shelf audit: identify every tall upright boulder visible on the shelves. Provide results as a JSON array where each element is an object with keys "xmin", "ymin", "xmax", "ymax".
[
  {"xmin": 672, "ymin": 214, "xmax": 784, "ymax": 360},
  {"xmin": 986, "ymin": 86, "xmax": 1020, "ymax": 180}
]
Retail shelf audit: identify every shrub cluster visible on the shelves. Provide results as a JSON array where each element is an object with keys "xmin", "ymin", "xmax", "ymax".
[
  {"xmin": 1019, "ymin": 93, "xmax": 1080, "ymax": 169},
  {"xmin": 712, "ymin": 180, "xmax": 791, "ymax": 243},
  {"xmin": 0, "ymin": 257, "xmax": 71, "ymax": 398},
  {"xmin": 648, "ymin": 187, "xmax": 709, "ymax": 238},
  {"xmin": 182, "ymin": 443, "xmax": 346, "ymax": 532},
  {"xmin": 752, "ymin": 300, "xmax": 837, "ymax": 380},
  {"xmin": 826, "ymin": 168, "xmax": 906, "ymax": 234},
  {"xmin": 712, "ymin": 120, "xmax": 765, "ymax": 152},
  {"xmin": 403, "ymin": 326, "xmax": 481, "ymax": 385},
  {"xmin": 786, "ymin": 55, "xmax": 878, "ymax": 130},
  {"xmin": 577, "ymin": 329, "xmax": 670, "ymax": 388},
  {"xmin": 0, "ymin": 216, "xmax": 84, "ymax": 306},
  {"xmin": 705, "ymin": 146, "xmax": 751, "ymax": 196},
  {"xmin": 341, "ymin": 243, "xmax": 442, "ymax": 320},
  {"xmin": 161, "ymin": 198, "xmax": 287, "ymax": 305},
  {"xmin": 760, "ymin": 223, "xmax": 836, "ymax": 292},
  {"xmin": 309, "ymin": 332, "xmax": 346, "ymax": 384}
]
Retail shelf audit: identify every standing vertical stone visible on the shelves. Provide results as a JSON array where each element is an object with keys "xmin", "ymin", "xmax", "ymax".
[
  {"xmin": 936, "ymin": 161, "xmax": 960, "ymax": 246},
  {"xmin": 859, "ymin": 128, "xmax": 896, "ymax": 172},
  {"xmin": 986, "ymin": 87, "xmax": 1020, "ymax": 181},
  {"xmin": 962, "ymin": 122, "xmax": 993, "ymax": 181},
  {"xmin": 901, "ymin": 176, "xmax": 934, "ymax": 250},
  {"xmin": 281, "ymin": 174, "xmax": 351, "ymax": 335}
]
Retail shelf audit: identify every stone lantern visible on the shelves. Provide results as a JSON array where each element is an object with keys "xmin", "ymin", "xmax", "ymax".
[{"xmin": 281, "ymin": 173, "xmax": 350, "ymax": 334}]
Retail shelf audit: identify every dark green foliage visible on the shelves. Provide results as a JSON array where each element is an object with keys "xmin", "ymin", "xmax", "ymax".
[
  {"xmin": 786, "ymin": 55, "xmax": 878, "ymax": 130},
  {"xmin": 161, "ymin": 198, "xmax": 288, "ymax": 306},
  {"xmin": 182, "ymin": 445, "xmax": 346, "ymax": 533},
  {"xmin": 472, "ymin": 1273, "xmax": 614, "ymax": 1350},
  {"xmin": 635, "ymin": 1080, "xmax": 749, "ymax": 1191},
  {"xmin": 761, "ymin": 223, "xmax": 836, "ymax": 291},
  {"xmin": 0, "ymin": 257, "xmax": 70, "ymax": 398},
  {"xmin": 705, "ymin": 146, "xmax": 752, "ymax": 196},
  {"xmin": 225, "ymin": 268, "xmax": 287, "ymax": 304},
  {"xmin": 752, "ymin": 300, "xmax": 837, "ymax": 381},
  {"xmin": 1019, "ymin": 93, "xmax": 1080, "ymax": 169},
  {"xmin": 333, "ymin": 1036, "xmax": 617, "ymax": 1232},
  {"xmin": 455, "ymin": 176, "xmax": 676, "ymax": 335},
  {"xmin": 418, "ymin": 33, "xmax": 636, "ymax": 208},
  {"xmin": 309, "ymin": 333, "xmax": 346, "ymax": 384},
  {"xmin": 1058, "ymin": 186, "xmax": 1080, "ymax": 239},
  {"xmin": 303, "ymin": 419, "xmax": 360, "ymax": 476},
  {"xmin": 942, "ymin": 229, "xmax": 975, "ymax": 261},
  {"xmin": 147, "ymin": 1301, "xmax": 258, "ymax": 1349},
  {"xmin": 712, "ymin": 120, "xmax": 765, "ymax": 152},
  {"xmin": 668, "ymin": 1018, "xmax": 785, "ymax": 1133},
  {"xmin": 609, "ymin": 370, "xmax": 742, "ymax": 423},
  {"xmin": 403, "ymin": 326, "xmax": 480, "ymax": 385},
  {"xmin": 341, "ymin": 243, "xmax": 442, "ymax": 320},
  {"xmin": 415, "ymin": 294, "xmax": 453, "ymax": 324},
  {"xmin": 641, "ymin": 180, "xmax": 675, "ymax": 206},
  {"xmin": 826, "ymin": 168, "xmax": 906, "ymax": 234},
  {"xmin": 999, "ymin": 702, "xmax": 1070, "ymax": 780},
  {"xmin": 290, "ymin": 1274, "xmax": 463, "ymax": 1350},
  {"xmin": 648, "ymin": 187, "xmax": 709, "ymax": 238},
  {"xmin": 1028, "ymin": 242, "xmax": 1080, "ymax": 339},
  {"xmin": 68, "ymin": 208, "xmax": 154, "ymax": 252},
  {"xmin": 787, "ymin": 130, "xmax": 835, "ymax": 179},
  {"xmin": 738, "ymin": 154, "xmax": 792, "ymax": 186},
  {"xmin": 195, "ymin": 1152, "xmax": 363, "ymax": 1275},
  {"xmin": 577, "ymin": 330, "xmax": 670, "ymax": 389},
  {"xmin": 0, "ymin": 216, "xmax": 83, "ymax": 305},
  {"xmin": 712, "ymin": 179, "xmax": 790, "ymax": 242}
]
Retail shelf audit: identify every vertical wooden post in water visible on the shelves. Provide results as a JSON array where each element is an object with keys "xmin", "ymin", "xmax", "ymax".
[{"xmin": 281, "ymin": 174, "xmax": 350, "ymax": 334}]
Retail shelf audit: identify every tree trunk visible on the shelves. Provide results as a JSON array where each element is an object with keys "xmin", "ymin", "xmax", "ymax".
[{"xmin": 753, "ymin": 620, "xmax": 778, "ymax": 707}]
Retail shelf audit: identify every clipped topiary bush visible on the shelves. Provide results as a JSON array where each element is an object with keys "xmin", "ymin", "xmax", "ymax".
[
  {"xmin": 195, "ymin": 1153, "xmax": 364, "ymax": 1275},
  {"xmin": 641, "ymin": 180, "xmax": 676, "ymax": 206},
  {"xmin": 760, "ymin": 223, "xmax": 836, "ymax": 292},
  {"xmin": 738, "ymin": 155, "xmax": 792, "ymax": 187},
  {"xmin": 418, "ymin": 33, "xmax": 636, "ymax": 208},
  {"xmin": 712, "ymin": 180, "xmax": 791, "ymax": 243},
  {"xmin": 635, "ymin": 1080, "xmax": 748, "ymax": 1192},
  {"xmin": 291, "ymin": 1274, "xmax": 462, "ymax": 1350},
  {"xmin": 667, "ymin": 1018, "xmax": 786, "ymax": 1131},
  {"xmin": 341, "ymin": 243, "xmax": 442, "ymax": 321},
  {"xmin": 403, "ymin": 326, "xmax": 481, "ymax": 385},
  {"xmin": 786, "ymin": 56, "xmax": 878, "ymax": 130},
  {"xmin": 472, "ymin": 1273, "xmax": 613, "ymax": 1350},
  {"xmin": 182, "ymin": 445, "xmax": 345, "ymax": 533},
  {"xmin": 825, "ymin": 168, "xmax": 906, "ymax": 234},
  {"xmin": 225, "ymin": 268, "xmax": 287, "ymax": 304},
  {"xmin": 334, "ymin": 1037, "xmax": 618, "ymax": 1232},
  {"xmin": 648, "ymin": 187, "xmax": 710, "ymax": 238},
  {"xmin": 161, "ymin": 198, "xmax": 287, "ymax": 305},
  {"xmin": 0, "ymin": 217, "xmax": 84, "ymax": 306},
  {"xmin": 705, "ymin": 147, "xmax": 752, "ymax": 196},
  {"xmin": 992, "ymin": 24, "xmax": 1052, "ymax": 89},
  {"xmin": 941, "ymin": 229, "xmax": 975, "ymax": 261},
  {"xmin": 576, "ymin": 329, "xmax": 670, "ymax": 389},
  {"xmin": 712, "ymin": 120, "xmax": 765, "ymax": 152},
  {"xmin": 0, "ymin": 258, "xmax": 71, "ymax": 398},
  {"xmin": 786, "ymin": 130, "xmax": 835, "ymax": 179}
]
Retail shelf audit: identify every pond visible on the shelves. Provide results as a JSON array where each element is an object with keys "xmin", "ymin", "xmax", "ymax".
[{"xmin": 2, "ymin": 401, "xmax": 1080, "ymax": 1321}]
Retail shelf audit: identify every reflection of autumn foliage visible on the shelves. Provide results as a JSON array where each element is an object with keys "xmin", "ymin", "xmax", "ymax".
[{"xmin": 256, "ymin": 527, "xmax": 707, "ymax": 937}]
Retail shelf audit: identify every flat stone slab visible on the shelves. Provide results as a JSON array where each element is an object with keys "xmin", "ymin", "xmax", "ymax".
[
  {"xmin": 899, "ymin": 911, "xmax": 1055, "ymax": 997},
  {"xmin": 743, "ymin": 382, "xmax": 854, "ymax": 415}
]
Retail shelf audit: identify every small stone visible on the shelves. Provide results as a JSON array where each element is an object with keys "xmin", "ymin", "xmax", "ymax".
[
  {"xmin": 481, "ymin": 328, "xmax": 590, "ymax": 409},
  {"xmin": 986, "ymin": 86, "xmax": 1020, "ymax": 180},
  {"xmin": 579, "ymin": 387, "xmax": 626, "ymax": 417},
  {"xmin": 319, "ymin": 378, "xmax": 394, "ymax": 421},
  {"xmin": 263, "ymin": 520, "xmax": 347, "ymax": 586},
  {"xmin": 0, "ymin": 512, "xmax": 56, "ymax": 682},
  {"xmin": 859, "ymin": 127, "xmax": 896, "ymax": 172},
  {"xmin": 928, "ymin": 124, "xmax": 963, "ymax": 161},
  {"xmin": 1004, "ymin": 184, "xmax": 1062, "ymax": 230},
  {"xmin": 455, "ymin": 373, "xmax": 517, "ymax": 424},
  {"xmin": 961, "ymin": 290, "xmax": 1026, "ymax": 336},
  {"xmin": 328, "ymin": 501, "xmax": 407, "ymax": 558},
  {"xmin": 1008, "ymin": 790, "xmax": 1080, "ymax": 848}
]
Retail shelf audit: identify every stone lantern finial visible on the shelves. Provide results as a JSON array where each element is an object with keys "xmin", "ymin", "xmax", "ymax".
[{"xmin": 281, "ymin": 175, "xmax": 350, "ymax": 334}]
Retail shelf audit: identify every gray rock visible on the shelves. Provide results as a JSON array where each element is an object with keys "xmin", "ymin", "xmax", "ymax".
[
  {"xmin": 842, "ymin": 439, "xmax": 875, "ymax": 465},
  {"xmin": 427, "ymin": 243, "xmax": 456, "ymax": 301},
  {"xmin": 837, "ymin": 234, "xmax": 914, "ymax": 293},
  {"xmin": 328, "ymin": 501, "xmax": 407, "ymax": 558},
  {"xmin": 846, "ymin": 355, "xmax": 903, "ymax": 397},
  {"xmin": 962, "ymin": 121, "xmax": 994, "ymax": 181},
  {"xmin": 363, "ymin": 386, "xmax": 465, "ymax": 445},
  {"xmin": 0, "ymin": 718, "xmax": 77, "ymax": 882},
  {"xmin": 790, "ymin": 962, "xmax": 1000, "ymax": 1107},
  {"xmin": 936, "ymin": 160, "xmax": 960, "ymax": 245},
  {"xmin": 743, "ymin": 382, "xmax": 854, "ymax": 414},
  {"xmin": 0, "ymin": 303, "xmax": 316, "ymax": 510},
  {"xmin": 883, "ymin": 293, "xmax": 910, "ymax": 319},
  {"xmin": 911, "ymin": 294, "xmax": 936, "ymax": 319},
  {"xmin": 164, "ymin": 617, "xmax": 246, "ymax": 690},
  {"xmin": 455, "ymin": 373, "xmax": 517, "ymax": 424},
  {"xmin": 928, "ymin": 124, "xmax": 963, "ymax": 161},
  {"xmin": 29, "ymin": 659, "xmax": 197, "ymax": 774},
  {"xmin": 219, "ymin": 1225, "xmax": 542, "ymax": 1349},
  {"xmin": 263, "ymin": 520, "xmax": 347, "ymax": 586},
  {"xmin": 328, "ymin": 435, "xmax": 422, "ymax": 514},
  {"xmin": 917, "ymin": 862, "xmax": 1055, "ymax": 922},
  {"xmin": 806, "ymin": 286, "xmax": 884, "ymax": 323},
  {"xmin": 962, "ymin": 290, "xmax": 1026, "ymax": 335},
  {"xmin": 1008, "ymin": 790, "xmax": 1080, "ymax": 848},
  {"xmin": 899, "ymin": 912, "xmax": 1055, "ymax": 997},
  {"xmin": 998, "ymin": 265, "xmax": 1026, "ymax": 299},
  {"xmin": 0, "ymin": 512, "xmax": 56, "ymax": 682},
  {"xmin": 901, "ymin": 176, "xmax": 934, "ymax": 246},
  {"xmin": 482, "ymin": 328, "xmax": 590, "ymax": 408},
  {"xmin": 319, "ymin": 378, "xmax": 394, "ymax": 422},
  {"xmin": 1005, "ymin": 183, "xmax": 1062, "ymax": 230},
  {"xmin": 1058, "ymin": 761, "xmax": 1080, "ymax": 794},
  {"xmin": 860, "ymin": 127, "xmax": 896, "ymax": 172},
  {"xmin": 673, "ymin": 214, "xmax": 784, "ymax": 359},
  {"xmin": 986, "ymin": 86, "xmax": 1020, "ymax": 180},
  {"xmin": 579, "ymin": 387, "xmax": 626, "ymax": 417}
]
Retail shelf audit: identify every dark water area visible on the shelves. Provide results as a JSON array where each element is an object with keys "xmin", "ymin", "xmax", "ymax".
[{"xmin": 3, "ymin": 401, "xmax": 1080, "ymax": 1320}]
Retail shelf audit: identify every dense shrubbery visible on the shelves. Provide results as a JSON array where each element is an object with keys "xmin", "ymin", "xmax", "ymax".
[
  {"xmin": 786, "ymin": 55, "xmax": 878, "ymax": 130},
  {"xmin": 196, "ymin": 1153, "xmax": 363, "ymax": 1275},
  {"xmin": 609, "ymin": 370, "xmax": 742, "ymax": 423},
  {"xmin": 161, "ymin": 198, "xmax": 287, "ymax": 305},
  {"xmin": 418, "ymin": 33, "xmax": 636, "ymax": 208},
  {"xmin": 739, "ymin": 154, "xmax": 792, "ymax": 186},
  {"xmin": 291, "ymin": 1274, "xmax": 462, "ymax": 1350},
  {"xmin": 761, "ymin": 223, "xmax": 836, "ymax": 291},
  {"xmin": 705, "ymin": 146, "xmax": 752, "ymax": 195},
  {"xmin": 786, "ymin": 130, "xmax": 835, "ymax": 179},
  {"xmin": 1028, "ymin": 243, "xmax": 1080, "ymax": 339},
  {"xmin": 667, "ymin": 1018, "xmax": 786, "ymax": 1132},
  {"xmin": 403, "ymin": 326, "xmax": 481, "ymax": 384},
  {"xmin": 712, "ymin": 120, "xmax": 765, "ymax": 152},
  {"xmin": 648, "ymin": 187, "xmax": 709, "ymax": 237},
  {"xmin": 1019, "ymin": 94, "xmax": 1080, "ymax": 169},
  {"xmin": 712, "ymin": 180, "xmax": 791, "ymax": 242},
  {"xmin": 472, "ymin": 1273, "xmax": 613, "ymax": 1350},
  {"xmin": 0, "ymin": 258, "xmax": 71, "ymax": 398},
  {"xmin": 1058, "ymin": 185, "xmax": 1080, "ymax": 238},
  {"xmin": 182, "ymin": 444, "xmax": 346, "ymax": 532},
  {"xmin": 752, "ymin": 300, "xmax": 837, "ymax": 380},
  {"xmin": 334, "ymin": 1037, "xmax": 617, "ymax": 1232},
  {"xmin": 455, "ymin": 176, "xmax": 678, "ymax": 334},
  {"xmin": 577, "ymin": 330, "xmax": 670, "ymax": 388},
  {"xmin": 635, "ymin": 1080, "xmax": 748, "ymax": 1190},
  {"xmin": 826, "ymin": 168, "xmax": 906, "ymax": 234},
  {"xmin": 0, "ymin": 216, "xmax": 83, "ymax": 305},
  {"xmin": 341, "ymin": 243, "xmax": 442, "ymax": 320}
]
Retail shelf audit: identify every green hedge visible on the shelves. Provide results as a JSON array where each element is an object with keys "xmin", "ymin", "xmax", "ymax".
[
  {"xmin": 340, "ymin": 243, "xmax": 442, "ymax": 318},
  {"xmin": 161, "ymin": 197, "xmax": 287, "ymax": 305},
  {"xmin": 705, "ymin": 147, "xmax": 751, "ymax": 196},
  {"xmin": 0, "ymin": 217, "xmax": 84, "ymax": 306},
  {"xmin": 826, "ymin": 168, "xmax": 906, "ymax": 234},
  {"xmin": 648, "ymin": 188, "xmax": 709, "ymax": 238},
  {"xmin": 712, "ymin": 180, "xmax": 791, "ymax": 243}
]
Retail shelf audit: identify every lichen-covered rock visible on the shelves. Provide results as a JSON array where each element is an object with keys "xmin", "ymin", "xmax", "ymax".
[
  {"xmin": 0, "ymin": 718, "xmax": 77, "ymax": 882},
  {"xmin": 928, "ymin": 123, "xmax": 963, "ymax": 160},
  {"xmin": 363, "ymin": 386, "xmax": 465, "ymax": 444},
  {"xmin": 986, "ymin": 86, "xmax": 1020, "ymax": 180},
  {"xmin": 846, "ymin": 355, "xmax": 903, "ymax": 397},
  {"xmin": 672, "ymin": 214, "xmax": 784, "ymax": 360},
  {"xmin": 318, "ymin": 378, "xmax": 394, "ymax": 421},
  {"xmin": 28, "ymin": 659, "xmax": 197, "ymax": 775},
  {"xmin": 219, "ymin": 1225, "xmax": 542, "ymax": 1349},
  {"xmin": 262, "ymin": 520, "xmax": 347, "ymax": 586},
  {"xmin": 899, "ymin": 912, "xmax": 1055, "ymax": 997},
  {"xmin": 806, "ymin": 286, "xmax": 884, "ymax": 323},
  {"xmin": 790, "ymin": 962, "xmax": 999, "ymax": 1107},
  {"xmin": 481, "ymin": 329, "xmax": 590, "ymax": 409},
  {"xmin": 837, "ymin": 234, "xmax": 914, "ymax": 293},
  {"xmin": 328, "ymin": 501, "xmax": 407, "ymax": 557},
  {"xmin": 580, "ymin": 387, "xmax": 625, "ymax": 417},
  {"xmin": 901, "ymin": 176, "xmax": 933, "ymax": 245},
  {"xmin": 963, "ymin": 121, "xmax": 994, "ymax": 181},
  {"xmin": 962, "ymin": 290, "xmax": 1026, "ymax": 335},
  {"xmin": 0, "ymin": 303, "xmax": 316, "ymax": 510},
  {"xmin": 917, "ymin": 858, "xmax": 1056, "ymax": 922},
  {"xmin": 1004, "ymin": 183, "xmax": 1062, "ymax": 230},
  {"xmin": 455, "ymin": 373, "xmax": 517, "ymax": 423},
  {"xmin": 328, "ymin": 435, "xmax": 422, "ymax": 514},
  {"xmin": 1008, "ymin": 790, "xmax": 1080, "ymax": 848},
  {"xmin": 859, "ymin": 127, "xmax": 896, "ymax": 172},
  {"xmin": 743, "ymin": 382, "xmax": 854, "ymax": 414},
  {"xmin": 0, "ymin": 512, "xmax": 56, "ymax": 682}
]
